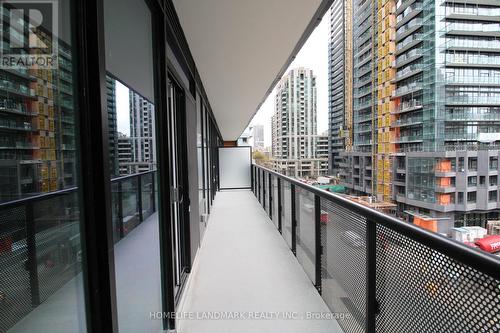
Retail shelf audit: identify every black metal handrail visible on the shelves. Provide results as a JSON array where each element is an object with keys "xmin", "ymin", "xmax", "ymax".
[
  {"xmin": 0, "ymin": 170, "xmax": 157, "ymax": 333},
  {"xmin": 0, "ymin": 187, "xmax": 78, "ymax": 210},
  {"xmin": 0, "ymin": 170, "xmax": 157, "ymax": 210},
  {"xmin": 110, "ymin": 169, "xmax": 157, "ymax": 183},
  {"xmin": 253, "ymin": 163, "xmax": 500, "ymax": 280},
  {"xmin": 253, "ymin": 163, "xmax": 500, "ymax": 333}
]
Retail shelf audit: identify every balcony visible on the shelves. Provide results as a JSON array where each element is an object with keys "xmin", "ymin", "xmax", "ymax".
[
  {"xmin": 391, "ymin": 116, "xmax": 423, "ymax": 128},
  {"xmin": 1, "ymin": 0, "xmax": 500, "ymax": 332},
  {"xmin": 2, "ymin": 159, "xmax": 499, "ymax": 333},
  {"xmin": 392, "ymin": 82, "xmax": 423, "ymax": 98},
  {"xmin": 391, "ymin": 99, "xmax": 422, "ymax": 114}
]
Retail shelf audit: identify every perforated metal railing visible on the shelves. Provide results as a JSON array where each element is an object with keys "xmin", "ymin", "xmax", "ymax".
[
  {"xmin": 0, "ymin": 171, "xmax": 156, "ymax": 333},
  {"xmin": 252, "ymin": 164, "xmax": 500, "ymax": 333}
]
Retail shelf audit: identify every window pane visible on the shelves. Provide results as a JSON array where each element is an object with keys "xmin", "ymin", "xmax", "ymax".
[
  {"xmin": 103, "ymin": 0, "xmax": 161, "ymax": 331},
  {"xmin": 0, "ymin": 1, "xmax": 86, "ymax": 332}
]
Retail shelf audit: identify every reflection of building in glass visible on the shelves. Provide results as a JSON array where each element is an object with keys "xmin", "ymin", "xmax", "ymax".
[
  {"xmin": 58, "ymin": 42, "xmax": 77, "ymax": 189},
  {"xmin": 118, "ymin": 132, "xmax": 132, "ymax": 175},
  {"xmin": 271, "ymin": 68, "xmax": 328, "ymax": 178},
  {"xmin": 0, "ymin": 24, "xmax": 76, "ymax": 202},
  {"xmin": 106, "ymin": 75, "xmax": 119, "ymax": 176},
  {"xmin": 117, "ymin": 91, "xmax": 156, "ymax": 175}
]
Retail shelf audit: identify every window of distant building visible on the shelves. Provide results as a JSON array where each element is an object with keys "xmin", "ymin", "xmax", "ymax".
[
  {"xmin": 467, "ymin": 191, "xmax": 477, "ymax": 203},
  {"xmin": 458, "ymin": 157, "xmax": 464, "ymax": 171},
  {"xmin": 490, "ymin": 156, "xmax": 498, "ymax": 170},
  {"xmin": 468, "ymin": 157, "xmax": 478, "ymax": 171}
]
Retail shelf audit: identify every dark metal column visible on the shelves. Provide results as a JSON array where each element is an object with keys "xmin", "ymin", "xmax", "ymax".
[
  {"xmin": 258, "ymin": 169, "xmax": 261, "ymax": 202},
  {"xmin": 291, "ymin": 184, "xmax": 297, "ymax": 255},
  {"xmin": 25, "ymin": 203, "xmax": 40, "ymax": 306},
  {"xmin": 156, "ymin": 3, "xmax": 177, "ymax": 330},
  {"xmin": 251, "ymin": 165, "xmax": 254, "ymax": 193},
  {"xmin": 75, "ymin": 0, "xmax": 118, "ymax": 331},
  {"xmin": 277, "ymin": 178, "xmax": 282, "ymax": 233},
  {"xmin": 268, "ymin": 173, "xmax": 272, "ymax": 219},
  {"xmin": 263, "ymin": 171, "xmax": 266, "ymax": 211},
  {"xmin": 137, "ymin": 174, "xmax": 143, "ymax": 222},
  {"xmin": 314, "ymin": 194, "xmax": 322, "ymax": 293},
  {"xmin": 366, "ymin": 219, "xmax": 377, "ymax": 333},
  {"xmin": 117, "ymin": 182, "xmax": 124, "ymax": 239},
  {"xmin": 151, "ymin": 172, "xmax": 156, "ymax": 213}
]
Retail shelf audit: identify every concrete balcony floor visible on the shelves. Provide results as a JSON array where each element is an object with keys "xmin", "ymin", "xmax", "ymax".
[{"xmin": 178, "ymin": 190, "xmax": 343, "ymax": 333}]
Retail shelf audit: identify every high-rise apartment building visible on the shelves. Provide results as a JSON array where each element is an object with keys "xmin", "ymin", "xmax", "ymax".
[
  {"xmin": 117, "ymin": 132, "xmax": 133, "ymax": 175},
  {"xmin": 376, "ymin": 0, "xmax": 397, "ymax": 203},
  {"xmin": 391, "ymin": 0, "xmax": 500, "ymax": 231},
  {"xmin": 337, "ymin": 0, "xmax": 500, "ymax": 234},
  {"xmin": 106, "ymin": 76, "xmax": 119, "ymax": 176},
  {"xmin": 271, "ymin": 68, "xmax": 328, "ymax": 178},
  {"xmin": 339, "ymin": 0, "xmax": 379, "ymax": 195},
  {"xmin": 0, "ymin": 31, "xmax": 76, "ymax": 202},
  {"xmin": 128, "ymin": 90, "xmax": 156, "ymax": 173},
  {"xmin": 238, "ymin": 125, "xmax": 265, "ymax": 149},
  {"xmin": 328, "ymin": 0, "xmax": 353, "ymax": 175},
  {"xmin": 252, "ymin": 124, "xmax": 265, "ymax": 149},
  {"xmin": 316, "ymin": 132, "xmax": 330, "ymax": 160}
]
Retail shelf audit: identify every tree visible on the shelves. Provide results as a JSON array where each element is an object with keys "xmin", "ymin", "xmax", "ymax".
[{"xmin": 252, "ymin": 151, "xmax": 265, "ymax": 161}]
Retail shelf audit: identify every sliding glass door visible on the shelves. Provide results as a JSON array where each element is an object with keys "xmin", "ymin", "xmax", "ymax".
[{"xmin": 167, "ymin": 76, "xmax": 190, "ymax": 298}]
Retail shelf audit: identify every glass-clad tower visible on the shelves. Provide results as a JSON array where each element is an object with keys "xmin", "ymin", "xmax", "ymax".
[
  {"xmin": 393, "ymin": 0, "xmax": 500, "ymax": 232},
  {"xmin": 328, "ymin": 0, "xmax": 353, "ymax": 175},
  {"xmin": 339, "ymin": 0, "xmax": 378, "ymax": 195},
  {"xmin": 339, "ymin": 0, "xmax": 500, "ymax": 234}
]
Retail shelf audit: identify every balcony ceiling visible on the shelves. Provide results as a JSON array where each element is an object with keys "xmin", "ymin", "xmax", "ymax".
[{"xmin": 172, "ymin": 0, "xmax": 330, "ymax": 140}]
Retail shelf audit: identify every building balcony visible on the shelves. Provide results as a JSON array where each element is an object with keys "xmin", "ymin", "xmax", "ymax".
[
  {"xmin": 391, "ymin": 99, "xmax": 422, "ymax": 114},
  {"xmin": 396, "ymin": 3, "xmax": 422, "ymax": 29},
  {"xmin": 3, "ymin": 158, "xmax": 499, "ymax": 333},
  {"xmin": 391, "ymin": 117, "xmax": 423, "ymax": 128},
  {"xmin": 1, "ymin": 1, "xmax": 499, "ymax": 332},
  {"xmin": 392, "ymin": 135, "xmax": 423, "ymax": 143},
  {"xmin": 392, "ymin": 82, "xmax": 423, "ymax": 98}
]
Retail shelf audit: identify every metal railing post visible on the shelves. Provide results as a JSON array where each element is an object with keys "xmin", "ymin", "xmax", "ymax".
[
  {"xmin": 268, "ymin": 173, "xmax": 272, "ymax": 219},
  {"xmin": 263, "ymin": 171, "xmax": 266, "ymax": 211},
  {"xmin": 257, "ymin": 168, "xmax": 261, "ymax": 202},
  {"xmin": 118, "ymin": 182, "xmax": 124, "ymax": 239},
  {"xmin": 366, "ymin": 219, "xmax": 377, "ymax": 333},
  {"xmin": 25, "ymin": 202, "xmax": 40, "ymax": 306},
  {"xmin": 137, "ymin": 174, "xmax": 143, "ymax": 222},
  {"xmin": 291, "ymin": 183, "xmax": 297, "ymax": 255},
  {"xmin": 152, "ymin": 172, "xmax": 156, "ymax": 213},
  {"xmin": 277, "ymin": 178, "xmax": 282, "ymax": 233},
  {"xmin": 251, "ymin": 165, "xmax": 254, "ymax": 193},
  {"xmin": 314, "ymin": 194, "xmax": 322, "ymax": 293}
]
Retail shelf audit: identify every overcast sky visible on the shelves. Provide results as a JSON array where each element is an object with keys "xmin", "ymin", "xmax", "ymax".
[{"xmin": 249, "ymin": 8, "xmax": 329, "ymax": 147}]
